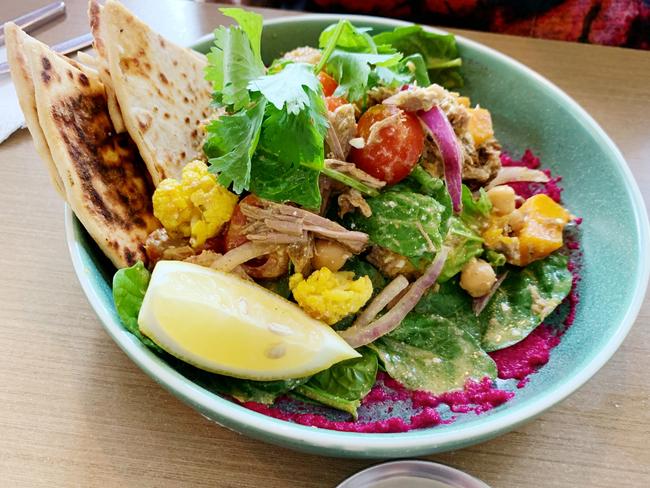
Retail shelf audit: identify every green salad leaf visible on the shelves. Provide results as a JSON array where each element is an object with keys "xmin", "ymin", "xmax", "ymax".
[
  {"xmin": 257, "ymin": 88, "xmax": 328, "ymax": 171},
  {"xmin": 197, "ymin": 375, "xmax": 308, "ymax": 404},
  {"xmin": 326, "ymin": 51, "xmax": 401, "ymax": 101},
  {"xmin": 319, "ymin": 20, "xmax": 379, "ymax": 53},
  {"xmin": 481, "ymin": 253, "xmax": 572, "ymax": 351},
  {"xmin": 220, "ymin": 8, "xmax": 263, "ymax": 62},
  {"xmin": 206, "ymin": 18, "xmax": 265, "ymax": 111},
  {"xmin": 438, "ymin": 216, "xmax": 484, "ymax": 282},
  {"xmin": 459, "ymin": 186, "xmax": 492, "ymax": 231},
  {"xmin": 248, "ymin": 63, "xmax": 321, "ymax": 115},
  {"xmin": 370, "ymin": 319, "xmax": 496, "ymax": 394},
  {"xmin": 296, "ymin": 349, "xmax": 378, "ymax": 418},
  {"xmin": 204, "ymin": 97, "xmax": 266, "ymax": 192},
  {"xmin": 112, "ymin": 262, "xmax": 161, "ymax": 352},
  {"xmin": 373, "ymin": 25, "xmax": 463, "ymax": 88},
  {"xmin": 346, "ymin": 185, "xmax": 447, "ymax": 268},
  {"xmin": 342, "ymin": 257, "xmax": 387, "ymax": 296}
]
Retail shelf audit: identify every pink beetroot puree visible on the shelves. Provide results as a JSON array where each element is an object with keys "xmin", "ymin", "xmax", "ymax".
[{"xmin": 243, "ymin": 150, "xmax": 582, "ymax": 433}]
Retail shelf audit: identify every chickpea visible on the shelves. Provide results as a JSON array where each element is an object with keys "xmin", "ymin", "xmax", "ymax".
[
  {"xmin": 487, "ymin": 185, "xmax": 516, "ymax": 215},
  {"xmin": 508, "ymin": 209, "xmax": 526, "ymax": 233},
  {"xmin": 311, "ymin": 239, "xmax": 351, "ymax": 272},
  {"xmin": 460, "ymin": 258, "xmax": 496, "ymax": 298}
]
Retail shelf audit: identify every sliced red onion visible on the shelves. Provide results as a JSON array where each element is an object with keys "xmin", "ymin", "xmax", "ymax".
[
  {"xmin": 351, "ymin": 275, "xmax": 410, "ymax": 329},
  {"xmin": 486, "ymin": 166, "xmax": 549, "ymax": 190},
  {"xmin": 339, "ymin": 247, "xmax": 449, "ymax": 348},
  {"xmin": 472, "ymin": 271, "xmax": 509, "ymax": 316},
  {"xmin": 417, "ymin": 107, "xmax": 463, "ymax": 213}
]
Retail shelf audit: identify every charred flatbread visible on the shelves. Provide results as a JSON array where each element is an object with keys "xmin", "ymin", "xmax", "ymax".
[
  {"xmin": 25, "ymin": 36, "xmax": 160, "ymax": 268},
  {"xmin": 98, "ymin": 0, "xmax": 212, "ymax": 185}
]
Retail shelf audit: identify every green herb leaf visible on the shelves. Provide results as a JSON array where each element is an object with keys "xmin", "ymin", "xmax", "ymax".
[
  {"xmin": 204, "ymin": 97, "xmax": 267, "ymax": 193},
  {"xmin": 206, "ymin": 22, "xmax": 265, "ymax": 110},
  {"xmin": 297, "ymin": 349, "xmax": 378, "ymax": 419},
  {"xmin": 248, "ymin": 63, "xmax": 322, "ymax": 115},
  {"xmin": 326, "ymin": 50, "xmax": 401, "ymax": 101},
  {"xmin": 370, "ymin": 53, "xmax": 431, "ymax": 89},
  {"xmin": 112, "ymin": 262, "xmax": 161, "ymax": 352},
  {"xmin": 257, "ymin": 87, "xmax": 328, "ymax": 170},
  {"xmin": 250, "ymin": 150, "xmax": 322, "ymax": 208},
  {"xmin": 481, "ymin": 253, "xmax": 572, "ymax": 351},
  {"xmin": 219, "ymin": 8, "xmax": 263, "ymax": 63},
  {"xmin": 346, "ymin": 186, "xmax": 447, "ymax": 268},
  {"xmin": 373, "ymin": 25, "xmax": 463, "ymax": 88}
]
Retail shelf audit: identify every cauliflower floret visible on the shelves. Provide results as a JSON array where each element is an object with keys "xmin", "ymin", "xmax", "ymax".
[
  {"xmin": 289, "ymin": 268, "xmax": 372, "ymax": 325},
  {"xmin": 153, "ymin": 160, "xmax": 238, "ymax": 248}
]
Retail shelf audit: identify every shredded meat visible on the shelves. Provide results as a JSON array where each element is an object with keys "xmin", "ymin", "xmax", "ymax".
[
  {"xmin": 463, "ymin": 138, "xmax": 502, "ymax": 184},
  {"xmin": 282, "ymin": 46, "xmax": 322, "ymax": 65},
  {"xmin": 239, "ymin": 198, "xmax": 368, "ymax": 253},
  {"xmin": 325, "ymin": 104, "xmax": 357, "ymax": 160},
  {"xmin": 382, "ymin": 84, "xmax": 448, "ymax": 112},
  {"xmin": 367, "ymin": 246, "xmax": 419, "ymax": 280},
  {"xmin": 324, "ymin": 159, "xmax": 386, "ymax": 190},
  {"xmin": 184, "ymin": 250, "xmax": 252, "ymax": 281},
  {"xmin": 338, "ymin": 188, "xmax": 372, "ymax": 218},
  {"xmin": 144, "ymin": 228, "xmax": 194, "ymax": 266},
  {"xmin": 287, "ymin": 234, "xmax": 314, "ymax": 276},
  {"xmin": 358, "ymin": 86, "xmax": 399, "ymax": 111}
]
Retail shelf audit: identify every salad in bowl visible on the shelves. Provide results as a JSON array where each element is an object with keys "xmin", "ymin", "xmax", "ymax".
[{"xmin": 7, "ymin": 1, "xmax": 583, "ymax": 436}]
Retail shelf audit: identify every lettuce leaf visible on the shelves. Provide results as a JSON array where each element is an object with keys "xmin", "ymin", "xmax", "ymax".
[
  {"xmin": 112, "ymin": 262, "xmax": 161, "ymax": 352},
  {"xmin": 438, "ymin": 216, "xmax": 484, "ymax": 282},
  {"xmin": 319, "ymin": 20, "xmax": 380, "ymax": 53},
  {"xmin": 481, "ymin": 253, "xmax": 572, "ymax": 351},
  {"xmin": 204, "ymin": 97, "xmax": 266, "ymax": 193},
  {"xmin": 296, "ymin": 349, "xmax": 378, "ymax": 418},
  {"xmin": 373, "ymin": 25, "xmax": 463, "ymax": 88}
]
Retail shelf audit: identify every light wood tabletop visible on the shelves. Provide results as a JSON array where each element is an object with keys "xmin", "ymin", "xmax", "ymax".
[{"xmin": 1, "ymin": 1, "xmax": 648, "ymax": 486}]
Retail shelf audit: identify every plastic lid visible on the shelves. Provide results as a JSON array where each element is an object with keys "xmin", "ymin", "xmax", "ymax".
[{"xmin": 336, "ymin": 460, "xmax": 491, "ymax": 488}]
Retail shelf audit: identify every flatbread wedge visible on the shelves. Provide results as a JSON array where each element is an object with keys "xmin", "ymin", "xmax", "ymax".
[
  {"xmin": 88, "ymin": 0, "xmax": 126, "ymax": 133},
  {"xmin": 5, "ymin": 22, "xmax": 65, "ymax": 199},
  {"xmin": 25, "ymin": 36, "xmax": 160, "ymax": 268},
  {"xmin": 99, "ymin": 0, "xmax": 212, "ymax": 185}
]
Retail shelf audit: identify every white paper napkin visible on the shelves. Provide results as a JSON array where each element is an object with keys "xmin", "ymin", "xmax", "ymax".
[{"xmin": 0, "ymin": 76, "xmax": 25, "ymax": 144}]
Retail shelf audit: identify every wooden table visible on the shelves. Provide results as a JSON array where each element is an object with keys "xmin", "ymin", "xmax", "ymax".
[{"xmin": 1, "ymin": 1, "xmax": 648, "ymax": 486}]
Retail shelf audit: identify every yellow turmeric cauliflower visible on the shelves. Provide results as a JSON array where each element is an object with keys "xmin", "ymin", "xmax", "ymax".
[
  {"xmin": 153, "ymin": 161, "xmax": 238, "ymax": 248},
  {"xmin": 289, "ymin": 268, "xmax": 373, "ymax": 325}
]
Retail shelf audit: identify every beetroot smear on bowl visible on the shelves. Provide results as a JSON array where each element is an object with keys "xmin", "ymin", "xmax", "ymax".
[{"xmin": 242, "ymin": 150, "xmax": 582, "ymax": 433}]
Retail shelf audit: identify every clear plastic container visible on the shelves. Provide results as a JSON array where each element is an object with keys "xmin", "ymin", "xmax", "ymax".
[{"xmin": 336, "ymin": 460, "xmax": 491, "ymax": 488}]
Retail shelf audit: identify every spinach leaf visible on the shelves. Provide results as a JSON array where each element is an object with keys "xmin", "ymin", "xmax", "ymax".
[
  {"xmin": 204, "ymin": 97, "xmax": 266, "ymax": 193},
  {"xmin": 481, "ymin": 253, "xmax": 572, "ymax": 351},
  {"xmin": 373, "ymin": 25, "xmax": 463, "ymax": 88},
  {"xmin": 370, "ymin": 53, "xmax": 431, "ymax": 89},
  {"xmin": 399, "ymin": 279, "xmax": 483, "ymax": 342},
  {"xmin": 296, "ymin": 349, "xmax": 378, "ymax": 418},
  {"xmin": 197, "ymin": 375, "xmax": 308, "ymax": 404},
  {"xmin": 438, "ymin": 216, "xmax": 484, "ymax": 282},
  {"xmin": 112, "ymin": 262, "xmax": 161, "ymax": 352},
  {"xmin": 459, "ymin": 186, "xmax": 491, "ymax": 231},
  {"xmin": 342, "ymin": 257, "xmax": 386, "ymax": 295},
  {"xmin": 319, "ymin": 20, "xmax": 379, "ymax": 53},
  {"xmin": 206, "ymin": 21, "xmax": 265, "ymax": 111},
  {"xmin": 370, "ymin": 322, "xmax": 496, "ymax": 394},
  {"xmin": 346, "ymin": 186, "xmax": 447, "ymax": 268},
  {"xmin": 326, "ymin": 50, "xmax": 401, "ymax": 101},
  {"xmin": 248, "ymin": 63, "xmax": 321, "ymax": 115}
]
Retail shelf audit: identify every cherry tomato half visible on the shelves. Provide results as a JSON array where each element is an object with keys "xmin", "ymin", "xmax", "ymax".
[
  {"xmin": 318, "ymin": 71, "xmax": 339, "ymax": 97},
  {"xmin": 325, "ymin": 96, "xmax": 349, "ymax": 112},
  {"xmin": 350, "ymin": 105, "xmax": 425, "ymax": 185},
  {"xmin": 224, "ymin": 195, "xmax": 289, "ymax": 279}
]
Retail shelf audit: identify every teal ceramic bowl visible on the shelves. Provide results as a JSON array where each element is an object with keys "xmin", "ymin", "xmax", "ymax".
[{"xmin": 65, "ymin": 14, "xmax": 649, "ymax": 458}]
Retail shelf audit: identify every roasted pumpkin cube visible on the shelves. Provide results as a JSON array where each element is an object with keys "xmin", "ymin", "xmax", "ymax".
[
  {"xmin": 468, "ymin": 108, "xmax": 494, "ymax": 146},
  {"xmin": 517, "ymin": 194, "xmax": 570, "ymax": 266},
  {"xmin": 457, "ymin": 96, "xmax": 471, "ymax": 107}
]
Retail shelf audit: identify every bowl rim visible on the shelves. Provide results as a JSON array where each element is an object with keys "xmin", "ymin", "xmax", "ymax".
[{"xmin": 64, "ymin": 13, "xmax": 650, "ymax": 456}]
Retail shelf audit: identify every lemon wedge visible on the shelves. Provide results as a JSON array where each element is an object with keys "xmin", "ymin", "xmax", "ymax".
[{"xmin": 138, "ymin": 261, "xmax": 360, "ymax": 380}]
